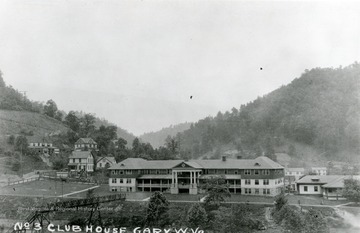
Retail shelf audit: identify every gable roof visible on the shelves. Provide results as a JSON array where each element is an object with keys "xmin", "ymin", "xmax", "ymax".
[
  {"xmin": 75, "ymin": 138, "xmax": 97, "ymax": 145},
  {"xmin": 296, "ymin": 175, "xmax": 342, "ymax": 185},
  {"xmin": 69, "ymin": 151, "xmax": 94, "ymax": 159},
  {"xmin": 108, "ymin": 156, "xmax": 284, "ymax": 170},
  {"xmin": 97, "ymin": 156, "xmax": 116, "ymax": 164},
  {"xmin": 322, "ymin": 175, "xmax": 360, "ymax": 188}
]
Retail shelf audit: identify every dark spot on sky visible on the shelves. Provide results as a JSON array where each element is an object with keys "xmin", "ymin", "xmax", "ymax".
[
  {"xmin": 190, "ymin": 96, "xmax": 193, "ymax": 99},
  {"xmin": 260, "ymin": 67, "xmax": 263, "ymax": 70}
]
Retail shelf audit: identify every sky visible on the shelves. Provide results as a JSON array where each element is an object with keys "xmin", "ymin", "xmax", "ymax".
[{"xmin": 0, "ymin": 0, "xmax": 359, "ymax": 136}]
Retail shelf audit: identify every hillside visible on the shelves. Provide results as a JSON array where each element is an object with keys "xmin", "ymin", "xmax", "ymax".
[
  {"xmin": 140, "ymin": 122, "xmax": 191, "ymax": 148},
  {"xmin": 0, "ymin": 109, "xmax": 69, "ymax": 146},
  {"xmin": 176, "ymin": 63, "xmax": 360, "ymax": 161}
]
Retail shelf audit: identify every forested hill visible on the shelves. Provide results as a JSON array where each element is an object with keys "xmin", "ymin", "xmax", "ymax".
[
  {"xmin": 177, "ymin": 63, "xmax": 360, "ymax": 160},
  {"xmin": 0, "ymin": 71, "xmax": 135, "ymax": 143},
  {"xmin": 140, "ymin": 122, "xmax": 191, "ymax": 148}
]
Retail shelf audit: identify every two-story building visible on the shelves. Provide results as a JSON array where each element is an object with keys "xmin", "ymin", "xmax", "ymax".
[
  {"xmin": 68, "ymin": 151, "xmax": 95, "ymax": 173},
  {"xmin": 108, "ymin": 156, "xmax": 284, "ymax": 196},
  {"xmin": 28, "ymin": 137, "xmax": 59, "ymax": 156},
  {"xmin": 74, "ymin": 138, "xmax": 98, "ymax": 151}
]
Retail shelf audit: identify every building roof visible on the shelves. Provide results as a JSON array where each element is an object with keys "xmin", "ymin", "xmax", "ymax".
[
  {"xmin": 97, "ymin": 157, "xmax": 116, "ymax": 164},
  {"xmin": 285, "ymin": 168, "xmax": 305, "ymax": 172},
  {"xmin": 108, "ymin": 156, "xmax": 283, "ymax": 170},
  {"xmin": 75, "ymin": 138, "xmax": 97, "ymax": 145},
  {"xmin": 296, "ymin": 175, "xmax": 343, "ymax": 185},
  {"xmin": 69, "ymin": 151, "xmax": 93, "ymax": 159},
  {"xmin": 322, "ymin": 176, "xmax": 360, "ymax": 188}
]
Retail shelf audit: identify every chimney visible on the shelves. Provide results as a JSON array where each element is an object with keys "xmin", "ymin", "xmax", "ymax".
[{"xmin": 222, "ymin": 156, "xmax": 226, "ymax": 162}]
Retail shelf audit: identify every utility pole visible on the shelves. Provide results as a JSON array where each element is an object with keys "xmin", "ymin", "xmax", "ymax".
[{"xmin": 20, "ymin": 146, "xmax": 23, "ymax": 178}]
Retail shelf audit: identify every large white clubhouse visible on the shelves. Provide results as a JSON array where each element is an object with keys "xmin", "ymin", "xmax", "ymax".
[{"xmin": 108, "ymin": 156, "xmax": 285, "ymax": 196}]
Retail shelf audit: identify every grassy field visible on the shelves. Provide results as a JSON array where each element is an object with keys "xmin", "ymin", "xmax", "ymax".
[{"xmin": 0, "ymin": 180, "xmax": 96, "ymax": 197}]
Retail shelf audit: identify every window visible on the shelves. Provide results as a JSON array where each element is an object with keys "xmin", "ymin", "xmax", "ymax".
[
  {"xmin": 244, "ymin": 170, "xmax": 251, "ymax": 175},
  {"xmin": 255, "ymin": 180, "xmax": 259, "ymax": 185},
  {"xmin": 314, "ymin": 186, "xmax": 318, "ymax": 192},
  {"xmin": 73, "ymin": 159, "xmax": 75, "ymax": 163},
  {"xmin": 119, "ymin": 179, "xmax": 123, "ymax": 183},
  {"xmin": 254, "ymin": 170, "xmax": 259, "ymax": 175},
  {"xmin": 267, "ymin": 189, "xmax": 270, "ymax": 194},
  {"xmin": 127, "ymin": 179, "xmax": 131, "ymax": 184},
  {"xmin": 245, "ymin": 179, "xmax": 251, "ymax": 185},
  {"xmin": 111, "ymin": 188, "xmax": 117, "ymax": 192},
  {"xmin": 112, "ymin": 178, "xmax": 117, "ymax": 184},
  {"xmin": 234, "ymin": 171, "xmax": 238, "ymax": 175},
  {"xmin": 245, "ymin": 188, "xmax": 251, "ymax": 194},
  {"xmin": 255, "ymin": 189, "xmax": 259, "ymax": 194},
  {"xmin": 263, "ymin": 179, "xmax": 269, "ymax": 185},
  {"xmin": 262, "ymin": 170, "xmax": 270, "ymax": 175},
  {"xmin": 304, "ymin": 186, "xmax": 308, "ymax": 192}
]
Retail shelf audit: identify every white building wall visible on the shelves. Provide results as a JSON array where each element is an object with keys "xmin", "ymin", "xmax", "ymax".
[
  {"xmin": 109, "ymin": 178, "xmax": 136, "ymax": 192},
  {"xmin": 298, "ymin": 184, "xmax": 322, "ymax": 194}
]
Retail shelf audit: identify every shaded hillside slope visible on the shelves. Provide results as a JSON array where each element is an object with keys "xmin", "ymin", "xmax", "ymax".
[
  {"xmin": 177, "ymin": 63, "xmax": 360, "ymax": 160},
  {"xmin": 140, "ymin": 122, "xmax": 191, "ymax": 148},
  {"xmin": 0, "ymin": 109, "xmax": 69, "ymax": 138}
]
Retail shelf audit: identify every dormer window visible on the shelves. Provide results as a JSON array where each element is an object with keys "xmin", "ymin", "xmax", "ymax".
[{"xmin": 254, "ymin": 162, "xmax": 261, "ymax": 166}]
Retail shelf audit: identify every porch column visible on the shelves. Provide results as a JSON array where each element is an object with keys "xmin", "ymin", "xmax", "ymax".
[
  {"xmin": 172, "ymin": 171, "xmax": 175, "ymax": 186},
  {"xmin": 190, "ymin": 171, "xmax": 193, "ymax": 186}
]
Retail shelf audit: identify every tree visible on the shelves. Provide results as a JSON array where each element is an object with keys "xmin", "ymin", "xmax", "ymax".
[
  {"xmin": 43, "ymin": 99, "xmax": 58, "ymax": 118},
  {"xmin": 343, "ymin": 178, "xmax": 360, "ymax": 203},
  {"xmin": 95, "ymin": 125, "xmax": 117, "ymax": 154},
  {"xmin": 165, "ymin": 135, "xmax": 179, "ymax": 156},
  {"xmin": 274, "ymin": 192, "xmax": 288, "ymax": 211},
  {"xmin": 65, "ymin": 111, "xmax": 80, "ymax": 132},
  {"xmin": 132, "ymin": 137, "xmax": 144, "ymax": 156},
  {"xmin": 79, "ymin": 113, "xmax": 96, "ymax": 137},
  {"xmin": 280, "ymin": 206, "xmax": 305, "ymax": 232},
  {"xmin": 145, "ymin": 191, "xmax": 170, "ymax": 227},
  {"xmin": 15, "ymin": 136, "xmax": 28, "ymax": 153},
  {"xmin": 201, "ymin": 175, "xmax": 231, "ymax": 209},
  {"xmin": 54, "ymin": 111, "xmax": 63, "ymax": 121},
  {"xmin": 304, "ymin": 209, "xmax": 329, "ymax": 233},
  {"xmin": 187, "ymin": 203, "xmax": 207, "ymax": 229}
]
